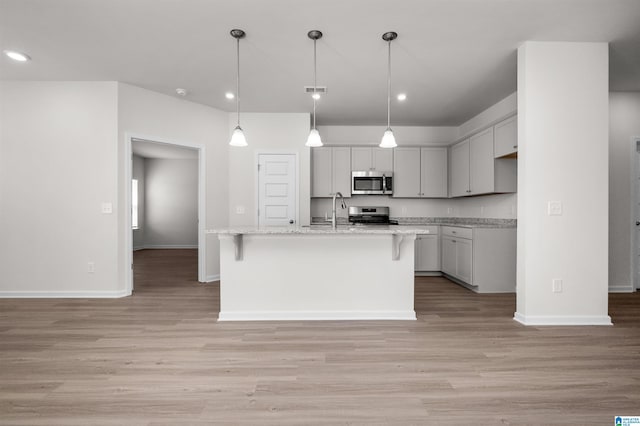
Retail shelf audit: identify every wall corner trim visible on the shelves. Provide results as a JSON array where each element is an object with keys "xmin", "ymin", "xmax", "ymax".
[
  {"xmin": 513, "ymin": 312, "xmax": 613, "ymax": 326},
  {"xmin": 0, "ymin": 290, "xmax": 131, "ymax": 299},
  {"xmin": 205, "ymin": 274, "xmax": 220, "ymax": 283}
]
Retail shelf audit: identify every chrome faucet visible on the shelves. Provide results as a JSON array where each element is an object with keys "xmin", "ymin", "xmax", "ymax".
[{"xmin": 331, "ymin": 192, "xmax": 347, "ymax": 229}]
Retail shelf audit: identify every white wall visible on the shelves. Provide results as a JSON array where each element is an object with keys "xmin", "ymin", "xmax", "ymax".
[
  {"xmin": 118, "ymin": 83, "xmax": 230, "ymax": 283},
  {"xmin": 132, "ymin": 154, "xmax": 146, "ymax": 250},
  {"xmin": 228, "ymin": 113, "xmax": 311, "ymax": 227},
  {"xmin": 516, "ymin": 42, "xmax": 610, "ymax": 325},
  {"xmin": 609, "ymin": 92, "xmax": 640, "ymax": 292},
  {"xmin": 0, "ymin": 81, "xmax": 121, "ymax": 295},
  {"xmin": 143, "ymin": 158, "xmax": 198, "ymax": 248}
]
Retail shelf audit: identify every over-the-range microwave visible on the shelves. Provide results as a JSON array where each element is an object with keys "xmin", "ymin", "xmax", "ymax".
[{"xmin": 351, "ymin": 171, "xmax": 393, "ymax": 195}]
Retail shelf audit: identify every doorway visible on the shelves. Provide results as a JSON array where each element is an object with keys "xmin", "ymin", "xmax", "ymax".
[
  {"xmin": 124, "ymin": 134, "xmax": 206, "ymax": 295},
  {"xmin": 257, "ymin": 153, "xmax": 298, "ymax": 226}
]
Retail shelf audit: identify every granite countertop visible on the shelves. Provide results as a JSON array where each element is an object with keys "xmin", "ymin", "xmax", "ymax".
[{"xmin": 206, "ymin": 225, "xmax": 435, "ymax": 235}]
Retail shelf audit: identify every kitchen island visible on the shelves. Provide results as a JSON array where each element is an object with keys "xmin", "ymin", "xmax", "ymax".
[{"xmin": 207, "ymin": 225, "xmax": 434, "ymax": 321}]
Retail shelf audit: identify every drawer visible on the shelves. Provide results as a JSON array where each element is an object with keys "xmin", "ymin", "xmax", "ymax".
[{"xmin": 441, "ymin": 226, "xmax": 472, "ymax": 239}]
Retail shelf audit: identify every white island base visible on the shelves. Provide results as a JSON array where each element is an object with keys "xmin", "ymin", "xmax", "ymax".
[{"xmin": 215, "ymin": 228, "xmax": 420, "ymax": 321}]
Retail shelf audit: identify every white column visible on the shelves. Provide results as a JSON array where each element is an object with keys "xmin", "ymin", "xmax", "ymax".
[{"xmin": 516, "ymin": 42, "xmax": 611, "ymax": 325}]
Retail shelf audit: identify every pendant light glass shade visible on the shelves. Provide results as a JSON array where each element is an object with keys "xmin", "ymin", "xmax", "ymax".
[
  {"xmin": 229, "ymin": 29, "xmax": 247, "ymax": 147},
  {"xmin": 380, "ymin": 129, "xmax": 397, "ymax": 148},
  {"xmin": 306, "ymin": 30, "xmax": 323, "ymax": 147},
  {"xmin": 306, "ymin": 128, "xmax": 322, "ymax": 147},
  {"xmin": 380, "ymin": 31, "xmax": 398, "ymax": 149},
  {"xmin": 229, "ymin": 125, "xmax": 248, "ymax": 147}
]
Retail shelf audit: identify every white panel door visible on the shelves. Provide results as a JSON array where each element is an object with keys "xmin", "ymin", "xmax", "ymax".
[{"xmin": 258, "ymin": 154, "xmax": 296, "ymax": 227}]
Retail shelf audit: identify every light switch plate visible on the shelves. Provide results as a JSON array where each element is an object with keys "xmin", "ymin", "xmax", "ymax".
[
  {"xmin": 552, "ymin": 278, "xmax": 563, "ymax": 293},
  {"xmin": 548, "ymin": 201, "xmax": 562, "ymax": 216},
  {"xmin": 101, "ymin": 202, "xmax": 113, "ymax": 214},
  {"xmin": 236, "ymin": 206, "xmax": 245, "ymax": 214}
]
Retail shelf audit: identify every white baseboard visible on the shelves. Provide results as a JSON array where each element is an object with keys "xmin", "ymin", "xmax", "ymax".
[
  {"xmin": 609, "ymin": 284, "xmax": 635, "ymax": 293},
  {"xmin": 0, "ymin": 290, "xmax": 131, "ymax": 298},
  {"xmin": 218, "ymin": 310, "xmax": 417, "ymax": 321},
  {"xmin": 415, "ymin": 271, "xmax": 442, "ymax": 277},
  {"xmin": 136, "ymin": 245, "xmax": 198, "ymax": 250},
  {"xmin": 514, "ymin": 312, "xmax": 613, "ymax": 326},
  {"xmin": 205, "ymin": 274, "xmax": 220, "ymax": 283}
]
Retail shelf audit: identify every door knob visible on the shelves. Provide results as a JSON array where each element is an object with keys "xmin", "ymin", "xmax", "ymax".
[
  {"xmin": 289, "ymin": 220, "xmax": 294, "ymax": 224},
  {"xmin": 636, "ymin": 221, "xmax": 640, "ymax": 226}
]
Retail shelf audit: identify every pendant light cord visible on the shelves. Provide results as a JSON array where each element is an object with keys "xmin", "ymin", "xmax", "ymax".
[
  {"xmin": 312, "ymin": 38, "xmax": 317, "ymax": 130},
  {"xmin": 387, "ymin": 39, "xmax": 391, "ymax": 131},
  {"xmin": 236, "ymin": 37, "xmax": 240, "ymax": 127}
]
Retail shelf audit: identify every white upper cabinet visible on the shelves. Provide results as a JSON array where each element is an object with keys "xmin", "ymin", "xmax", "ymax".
[
  {"xmin": 420, "ymin": 147, "xmax": 448, "ymax": 198},
  {"xmin": 372, "ymin": 148, "xmax": 393, "ymax": 171},
  {"xmin": 311, "ymin": 147, "xmax": 351, "ymax": 198},
  {"xmin": 311, "ymin": 147, "xmax": 332, "ymax": 197},
  {"xmin": 351, "ymin": 147, "xmax": 393, "ymax": 171},
  {"xmin": 449, "ymin": 120, "xmax": 517, "ymax": 198},
  {"xmin": 393, "ymin": 147, "xmax": 421, "ymax": 197},
  {"xmin": 450, "ymin": 139, "xmax": 470, "ymax": 197},
  {"xmin": 494, "ymin": 115, "xmax": 518, "ymax": 158},
  {"xmin": 394, "ymin": 147, "xmax": 448, "ymax": 198},
  {"xmin": 332, "ymin": 147, "xmax": 352, "ymax": 196},
  {"xmin": 469, "ymin": 127, "xmax": 495, "ymax": 195}
]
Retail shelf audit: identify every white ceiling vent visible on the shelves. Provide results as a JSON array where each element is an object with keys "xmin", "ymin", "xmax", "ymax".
[{"xmin": 304, "ymin": 86, "xmax": 327, "ymax": 94}]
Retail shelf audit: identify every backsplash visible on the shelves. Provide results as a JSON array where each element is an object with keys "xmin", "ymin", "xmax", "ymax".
[{"xmin": 310, "ymin": 193, "xmax": 517, "ymax": 220}]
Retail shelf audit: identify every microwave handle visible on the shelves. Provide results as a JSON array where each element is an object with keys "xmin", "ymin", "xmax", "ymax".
[{"xmin": 382, "ymin": 174, "xmax": 387, "ymax": 194}]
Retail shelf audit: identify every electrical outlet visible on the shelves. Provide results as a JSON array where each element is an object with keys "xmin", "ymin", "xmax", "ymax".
[
  {"xmin": 548, "ymin": 201, "xmax": 562, "ymax": 216},
  {"xmin": 101, "ymin": 202, "xmax": 113, "ymax": 214},
  {"xmin": 88, "ymin": 262, "xmax": 95, "ymax": 273},
  {"xmin": 447, "ymin": 207, "xmax": 453, "ymax": 214},
  {"xmin": 552, "ymin": 278, "xmax": 562, "ymax": 293},
  {"xmin": 401, "ymin": 206, "xmax": 407, "ymax": 215},
  {"xmin": 480, "ymin": 206, "xmax": 485, "ymax": 216}
]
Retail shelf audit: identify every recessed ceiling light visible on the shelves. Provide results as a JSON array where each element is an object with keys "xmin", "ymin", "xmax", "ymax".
[
  {"xmin": 397, "ymin": 93, "xmax": 407, "ymax": 101},
  {"xmin": 176, "ymin": 88, "xmax": 187, "ymax": 96},
  {"xmin": 225, "ymin": 92, "xmax": 235, "ymax": 99},
  {"xmin": 4, "ymin": 50, "xmax": 31, "ymax": 62},
  {"xmin": 312, "ymin": 93, "xmax": 321, "ymax": 100}
]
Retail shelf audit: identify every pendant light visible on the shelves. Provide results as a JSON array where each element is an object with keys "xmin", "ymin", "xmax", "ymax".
[
  {"xmin": 229, "ymin": 29, "xmax": 248, "ymax": 147},
  {"xmin": 380, "ymin": 31, "xmax": 398, "ymax": 148},
  {"xmin": 306, "ymin": 30, "xmax": 323, "ymax": 147}
]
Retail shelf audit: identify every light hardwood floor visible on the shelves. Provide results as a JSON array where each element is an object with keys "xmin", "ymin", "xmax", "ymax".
[{"xmin": 1, "ymin": 249, "xmax": 639, "ymax": 425}]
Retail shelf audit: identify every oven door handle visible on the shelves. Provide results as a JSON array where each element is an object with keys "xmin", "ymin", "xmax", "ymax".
[{"xmin": 382, "ymin": 174, "xmax": 387, "ymax": 194}]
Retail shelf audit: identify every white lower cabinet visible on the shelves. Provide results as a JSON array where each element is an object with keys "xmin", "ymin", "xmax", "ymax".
[
  {"xmin": 440, "ymin": 226, "xmax": 516, "ymax": 293},
  {"xmin": 415, "ymin": 228, "xmax": 440, "ymax": 271}
]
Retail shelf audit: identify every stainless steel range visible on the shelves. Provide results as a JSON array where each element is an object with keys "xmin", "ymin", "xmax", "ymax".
[{"xmin": 348, "ymin": 206, "xmax": 398, "ymax": 225}]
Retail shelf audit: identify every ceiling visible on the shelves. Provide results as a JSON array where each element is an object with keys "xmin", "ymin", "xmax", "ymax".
[
  {"xmin": 1, "ymin": 0, "xmax": 639, "ymax": 126},
  {"xmin": 132, "ymin": 139, "xmax": 198, "ymax": 159}
]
